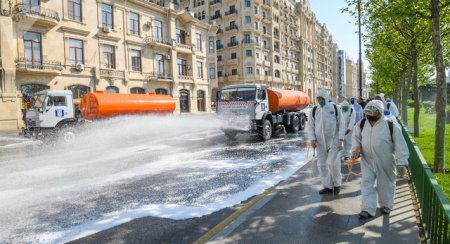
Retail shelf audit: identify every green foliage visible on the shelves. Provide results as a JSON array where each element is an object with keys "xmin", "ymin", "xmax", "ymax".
[{"xmin": 408, "ymin": 100, "xmax": 415, "ymax": 108}]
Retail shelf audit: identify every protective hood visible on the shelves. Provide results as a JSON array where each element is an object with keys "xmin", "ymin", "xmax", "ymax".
[
  {"xmin": 317, "ymin": 89, "xmax": 330, "ymax": 101},
  {"xmin": 364, "ymin": 100, "xmax": 384, "ymax": 114},
  {"xmin": 340, "ymin": 100, "xmax": 350, "ymax": 107},
  {"xmin": 386, "ymin": 98, "xmax": 391, "ymax": 103}
]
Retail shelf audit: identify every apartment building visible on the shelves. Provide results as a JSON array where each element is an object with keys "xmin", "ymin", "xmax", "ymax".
[
  {"xmin": 345, "ymin": 58, "xmax": 358, "ymax": 98},
  {"xmin": 337, "ymin": 50, "xmax": 346, "ymax": 99},
  {"xmin": 0, "ymin": 0, "xmax": 218, "ymax": 130}
]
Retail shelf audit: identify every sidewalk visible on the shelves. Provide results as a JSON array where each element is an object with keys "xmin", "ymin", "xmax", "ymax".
[{"xmin": 206, "ymin": 161, "xmax": 421, "ymax": 243}]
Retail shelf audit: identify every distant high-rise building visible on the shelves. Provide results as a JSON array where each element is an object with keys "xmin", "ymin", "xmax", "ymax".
[{"xmin": 337, "ymin": 50, "xmax": 347, "ymax": 99}]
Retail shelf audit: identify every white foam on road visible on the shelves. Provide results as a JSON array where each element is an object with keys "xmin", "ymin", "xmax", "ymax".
[{"xmin": 49, "ymin": 152, "xmax": 307, "ymax": 243}]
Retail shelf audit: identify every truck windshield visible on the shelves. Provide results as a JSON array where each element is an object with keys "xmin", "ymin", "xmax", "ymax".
[
  {"xmin": 32, "ymin": 94, "xmax": 46, "ymax": 108},
  {"xmin": 220, "ymin": 88, "xmax": 256, "ymax": 102}
]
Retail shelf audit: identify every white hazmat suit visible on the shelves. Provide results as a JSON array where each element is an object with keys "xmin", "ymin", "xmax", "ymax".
[
  {"xmin": 386, "ymin": 99, "xmax": 400, "ymax": 117},
  {"xmin": 306, "ymin": 90, "xmax": 345, "ymax": 191},
  {"xmin": 340, "ymin": 100, "xmax": 356, "ymax": 158},
  {"xmin": 351, "ymin": 96, "xmax": 364, "ymax": 123},
  {"xmin": 351, "ymin": 100, "xmax": 409, "ymax": 216}
]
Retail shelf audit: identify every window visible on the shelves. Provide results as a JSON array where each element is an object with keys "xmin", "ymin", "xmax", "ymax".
[
  {"xmin": 217, "ymin": 55, "xmax": 222, "ymax": 61},
  {"xmin": 209, "ymin": 37, "xmax": 215, "ymax": 53},
  {"xmin": 176, "ymin": 29, "xmax": 186, "ymax": 44},
  {"xmin": 24, "ymin": 0, "xmax": 39, "ymax": 9},
  {"xmin": 105, "ymin": 86, "xmax": 119, "ymax": 93},
  {"xmin": 274, "ymin": 55, "xmax": 280, "ymax": 64},
  {"xmin": 254, "ymin": 22, "xmax": 259, "ymax": 30},
  {"xmin": 231, "ymin": 69, "xmax": 238, "ymax": 75},
  {"xmin": 256, "ymin": 53, "xmax": 260, "ymax": 58},
  {"xmin": 197, "ymin": 61, "xmax": 203, "ymax": 78},
  {"xmin": 129, "ymin": 12, "xmax": 140, "ymax": 35},
  {"xmin": 216, "ymin": 39, "xmax": 222, "ymax": 49},
  {"xmin": 231, "ymin": 53, "xmax": 237, "ymax": 59},
  {"xmin": 230, "ymin": 36, "xmax": 237, "ymax": 43},
  {"xmin": 196, "ymin": 33, "xmax": 202, "ymax": 51},
  {"xmin": 101, "ymin": 4, "xmax": 113, "ymax": 28},
  {"xmin": 275, "ymin": 70, "xmax": 280, "ymax": 78},
  {"xmin": 155, "ymin": 88, "xmax": 168, "ymax": 95},
  {"xmin": 245, "ymin": 0, "xmax": 251, "ymax": 7},
  {"xmin": 131, "ymin": 50, "xmax": 141, "ymax": 72},
  {"xmin": 24, "ymin": 31, "xmax": 41, "ymax": 68},
  {"xmin": 218, "ymin": 71, "xmax": 223, "ymax": 77},
  {"xmin": 155, "ymin": 54, "xmax": 165, "ymax": 74},
  {"xmin": 130, "ymin": 87, "xmax": 146, "ymax": 94},
  {"xmin": 69, "ymin": 39, "xmax": 83, "ymax": 65},
  {"xmin": 230, "ymin": 21, "xmax": 236, "ymax": 27},
  {"xmin": 246, "ymin": 67, "xmax": 253, "ymax": 74},
  {"xmin": 209, "ymin": 63, "xmax": 216, "ymax": 79},
  {"xmin": 197, "ymin": 90, "xmax": 206, "ymax": 112},
  {"xmin": 245, "ymin": 16, "xmax": 251, "ymax": 23},
  {"xmin": 52, "ymin": 96, "xmax": 67, "ymax": 106},
  {"xmin": 153, "ymin": 20, "xmax": 163, "ymax": 42},
  {"xmin": 246, "ymin": 50, "xmax": 252, "ymax": 57},
  {"xmin": 177, "ymin": 58, "xmax": 187, "ymax": 75},
  {"xmin": 256, "ymin": 68, "xmax": 260, "ymax": 74},
  {"xmin": 243, "ymin": 34, "xmax": 251, "ymax": 43},
  {"xmin": 103, "ymin": 44, "xmax": 115, "ymax": 69},
  {"xmin": 68, "ymin": 0, "xmax": 82, "ymax": 22},
  {"xmin": 68, "ymin": 85, "xmax": 90, "ymax": 99}
]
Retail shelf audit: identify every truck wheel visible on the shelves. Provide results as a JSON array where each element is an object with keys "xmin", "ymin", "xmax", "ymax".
[
  {"xmin": 60, "ymin": 126, "xmax": 76, "ymax": 143},
  {"xmin": 287, "ymin": 115, "xmax": 300, "ymax": 133},
  {"xmin": 224, "ymin": 130, "xmax": 237, "ymax": 140},
  {"xmin": 260, "ymin": 119, "xmax": 272, "ymax": 141},
  {"xmin": 299, "ymin": 114, "xmax": 306, "ymax": 130}
]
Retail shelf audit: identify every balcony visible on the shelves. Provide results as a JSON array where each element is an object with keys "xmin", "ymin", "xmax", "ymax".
[
  {"xmin": 227, "ymin": 42, "xmax": 239, "ymax": 47},
  {"xmin": 100, "ymin": 69, "xmax": 125, "ymax": 79},
  {"xmin": 209, "ymin": 0, "xmax": 222, "ymax": 5},
  {"xmin": 225, "ymin": 25, "xmax": 238, "ymax": 32},
  {"xmin": 16, "ymin": 58, "xmax": 62, "ymax": 75},
  {"xmin": 13, "ymin": 4, "xmax": 60, "ymax": 26},
  {"xmin": 210, "ymin": 14, "xmax": 222, "ymax": 20},
  {"xmin": 227, "ymin": 59, "xmax": 238, "ymax": 65},
  {"xmin": 217, "ymin": 28, "xmax": 224, "ymax": 35},
  {"xmin": 262, "ymin": 16, "xmax": 272, "ymax": 24},
  {"xmin": 253, "ymin": 11, "xmax": 262, "ymax": 20},
  {"xmin": 264, "ymin": 60, "xmax": 271, "ymax": 66},
  {"xmin": 176, "ymin": 43, "xmax": 195, "ymax": 53},
  {"xmin": 217, "ymin": 44, "xmax": 224, "ymax": 50},
  {"xmin": 227, "ymin": 74, "xmax": 240, "ymax": 82},
  {"xmin": 262, "ymin": 0, "xmax": 271, "ymax": 9},
  {"xmin": 253, "ymin": 0, "xmax": 262, "ymax": 4},
  {"xmin": 145, "ymin": 72, "xmax": 173, "ymax": 82},
  {"xmin": 144, "ymin": 36, "xmax": 172, "ymax": 49},
  {"xmin": 178, "ymin": 75, "xmax": 194, "ymax": 82},
  {"xmin": 225, "ymin": 9, "xmax": 238, "ymax": 16}
]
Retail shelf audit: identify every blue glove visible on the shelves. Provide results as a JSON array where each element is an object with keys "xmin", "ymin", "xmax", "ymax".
[{"xmin": 384, "ymin": 110, "xmax": 391, "ymax": 115}]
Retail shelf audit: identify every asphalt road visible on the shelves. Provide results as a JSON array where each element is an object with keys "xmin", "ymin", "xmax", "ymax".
[{"xmin": 0, "ymin": 114, "xmax": 309, "ymax": 243}]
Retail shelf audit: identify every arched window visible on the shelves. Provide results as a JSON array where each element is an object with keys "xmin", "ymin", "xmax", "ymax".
[
  {"xmin": 155, "ymin": 88, "xmax": 168, "ymax": 95},
  {"xmin": 105, "ymin": 86, "xmax": 119, "ymax": 93},
  {"xmin": 21, "ymin": 84, "xmax": 50, "ymax": 103},
  {"xmin": 274, "ymin": 55, "xmax": 280, "ymax": 64},
  {"xmin": 130, "ymin": 87, "xmax": 146, "ymax": 94},
  {"xmin": 68, "ymin": 85, "xmax": 90, "ymax": 99},
  {"xmin": 275, "ymin": 70, "xmax": 280, "ymax": 78},
  {"xmin": 179, "ymin": 89, "xmax": 190, "ymax": 113},
  {"xmin": 197, "ymin": 90, "xmax": 206, "ymax": 112}
]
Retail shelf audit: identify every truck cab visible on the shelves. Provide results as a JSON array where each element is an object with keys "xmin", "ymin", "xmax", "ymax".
[{"xmin": 24, "ymin": 90, "xmax": 75, "ymax": 138}]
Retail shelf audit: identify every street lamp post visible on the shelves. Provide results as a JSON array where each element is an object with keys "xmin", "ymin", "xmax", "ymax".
[{"xmin": 358, "ymin": 0, "xmax": 363, "ymax": 97}]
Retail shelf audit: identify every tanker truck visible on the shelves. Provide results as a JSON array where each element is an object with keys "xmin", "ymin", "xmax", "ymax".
[
  {"xmin": 216, "ymin": 84, "xmax": 310, "ymax": 140},
  {"xmin": 23, "ymin": 89, "xmax": 176, "ymax": 141}
]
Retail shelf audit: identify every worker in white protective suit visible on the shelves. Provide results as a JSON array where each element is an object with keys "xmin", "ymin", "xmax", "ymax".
[
  {"xmin": 373, "ymin": 93, "xmax": 397, "ymax": 122},
  {"xmin": 351, "ymin": 100, "xmax": 410, "ymax": 219},
  {"xmin": 340, "ymin": 100, "xmax": 356, "ymax": 159},
  {"xmin": 350, "ymin": 96, "xmax": 364, "ymax": 123},
  {"xmin": 307, "ymin": 89, "xmax": 345, "ymax": 195},
  {"xmin": 385, "ymin": 98, "xmax": 400, "ymax": 117}
]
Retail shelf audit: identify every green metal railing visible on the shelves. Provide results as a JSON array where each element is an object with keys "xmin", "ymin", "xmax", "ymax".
[{"xmin": 400, "ymin": 122, "xmax": 450, "ymax": 243}]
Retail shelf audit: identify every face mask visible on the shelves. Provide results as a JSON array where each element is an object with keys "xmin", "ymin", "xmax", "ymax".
[
  {"xmin": 351, "ymin": 100, "xmax": 355, "ymax": 104},
  {"xmin": 319, "ymin": 101, "xmax": 326, "ymax": 107},
  {"xmin": 366, "ymin": 115, "xmax": 379, "ymax": 122}
]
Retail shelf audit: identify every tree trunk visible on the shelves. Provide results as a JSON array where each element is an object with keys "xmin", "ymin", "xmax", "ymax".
[
  {"xmin": 430, "ymin": 0, "xmax": 447, "ymax": 173},
  {"xmin": 402, "ymin": 60, "xmax": 412, "ymax": 125},
  {"xmin": 411, "ymin": 46, "xmax": 420, "ymax": 137},
  {"xmin": 394, "ymin": 79, "xmax": 399, "ymax": 105}
]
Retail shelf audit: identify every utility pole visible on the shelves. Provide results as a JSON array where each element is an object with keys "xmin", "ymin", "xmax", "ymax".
[{"xmin": 358, "ymin": 0, "xmax": 363, "ymax": 97}]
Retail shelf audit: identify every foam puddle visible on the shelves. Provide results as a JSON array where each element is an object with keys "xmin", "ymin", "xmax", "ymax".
[{"xmin": 0, "ymin": 114, "xmax": 308, "ymax": 243}]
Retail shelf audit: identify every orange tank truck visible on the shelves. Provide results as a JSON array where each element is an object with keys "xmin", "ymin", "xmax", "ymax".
[
  {"xmin": 267, "ymin": 87, "xmax": 311, "ymax": 113},
  {"xmin": 80, "ymin": 91, "xmax": 176, "ymax": 120}
]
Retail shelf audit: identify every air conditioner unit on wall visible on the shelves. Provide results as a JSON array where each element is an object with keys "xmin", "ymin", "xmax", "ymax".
[
  {"xmin": 103, "ymin": 26, "xmax": 111, "ymax": 33},
  {"xmin": 75, "ymin": 63, "xmax": 85, "ymax": 71}
]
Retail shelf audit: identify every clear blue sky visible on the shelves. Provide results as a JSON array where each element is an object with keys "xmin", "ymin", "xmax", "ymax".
[{"xmin": 309, "ymin": 0, "xmax": 366, "ymax": 65}]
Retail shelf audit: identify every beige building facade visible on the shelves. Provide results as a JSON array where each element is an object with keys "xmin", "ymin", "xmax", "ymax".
[
  {"xmin": 345, "ymin": 58, "xmax": 358, "ymax": 99},
  {"xmin": 0, "ymin": 0, "xmax": 218, "ymax": 130}
]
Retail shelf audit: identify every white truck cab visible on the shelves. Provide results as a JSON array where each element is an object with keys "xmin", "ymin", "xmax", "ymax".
[{"xmin": 24, "ymin": 90, "xmax": 76, "ymax": 139}]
